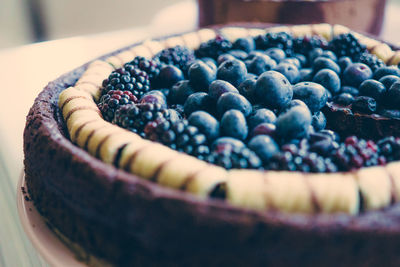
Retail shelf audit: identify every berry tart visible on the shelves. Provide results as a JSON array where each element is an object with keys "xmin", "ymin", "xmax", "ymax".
[{"xmin": 24, "ymin": 24, "xmax": 400, "ymax": 266}]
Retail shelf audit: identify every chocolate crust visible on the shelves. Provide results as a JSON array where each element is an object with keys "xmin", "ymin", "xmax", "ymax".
[{"xmin": 24, "ymin": 24, "xmax": 400, "ymax": 266}]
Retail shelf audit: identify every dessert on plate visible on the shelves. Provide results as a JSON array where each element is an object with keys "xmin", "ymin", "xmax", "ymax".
[{"xmin": 24, "ymin": 23, "xmax": 400, "ymax": 266}]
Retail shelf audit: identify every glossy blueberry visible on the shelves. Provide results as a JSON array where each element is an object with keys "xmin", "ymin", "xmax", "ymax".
[
  {"xmin": 212, "ymin": 137, "xmax": 245, "ymax": 150},
  {"xmin": 280, "ymin": 57, "xmax": 301, "ymax": 69},
  {"xmin": 312, "ymin": 111, "xmax": 327, "ymax": 131},
  {"xmin": 245, "ymin": 54, "xmax": 277, "ymax": 75},
  {"xmin": 313, "ymin": 69, "xmax": 341, "ymax": 94},
  {"xmin": 140, "ymin": 93, "xmax": 167, "ymax": 109},
  {"xmin": 374, "ymin": 66, "xmax": 400, "ymax": 80},
  {"xmin": 228, "ymin": 50, "xmax": 248, "ymax": 60},
  {"xmin": 343, "ymin": 63, "xmax": 372, "ymax": 87},
  {"xmin": 220, "ymin": 110, "xmax": 248, "ymax": 140},
  {"xmin": 184, "ymin": 92, "xmax": 215, "ymax": 116},
  {"xmin": 188, "ymin": 60, "xmax": 216, "ymax": 92},
  {"xmin": 294, "ymin": 53, "xmax": 307, "ymax": 67},
  {"xmin": 142, "ymin": 90, "xmax": 166, "ymax": 100},
  {"xmin": 217, "ymin": 54, "xmax": 236, "ymax": 65},
  {"xmin": 237, "ymin": 77, "xmax": 257, "ymax": 103},
  {"xmin": 379, "ymin": 75, "xmax": 400, "ymax": 90},
  {"xmin": 359, "ymin": 79, "xmax": 386, "ymax": 102},
  {"xmin": 217, "ymin": 92, "xmax": 252, "ymax": 117},
  {"xmin": 208, "ymin": 80, "xmax": 239, "ymax": 100},
  {"xmin": 333, "ymin": 93, "xmax": 354, "ymax": 106},
  {"xmin": 247, "ymin": 108, "xmax": 277, "ymax": 130},
  {"xmin": 163, "ymin": 108, "xmax": 182, "ymax": 122},
  {"xmin": 168, "ymin": 80, "xmax": 195, "ymax": 104},
  {"xmin": 386, "ymin": 81, "xmax": 400, "ymax": 108},
  {"xmin": 251, "ymin": 123, "xmax": 276, "ymax": 138},
  {"xmin": 320, "ymin": 50, "xmax": 337, "ymax": 61},
  {"xmin": 202, "ymin": 57, "xmax": 217, "ymax": 71},
  {"xmin": 293, "ymin": 82, "xmax": 328, "ymax": 113},
  {"xmin": 312, "ymin": 57, "xmax": 341, "ymax": 74},
  {"xmin": 248, "ymin": 135, "xmax": 279, "ymax": 162},
  {"xmin": 276, "ymin": 105, "xmax": 312, "ymax": 141},
  {"xmin": 158, "ymin": 65, "xmax": 184, "ymax": 88},
  {"xmin": 188, "ymin": 111, "xmax": 220, "ymax": 141},
  {"xmin": 280, "ymin": 99, "xmax": 308, "ymax": 114},
  {"xmin": 341, "ymin": 86, "xmax": 359, "ymax": 96},
  {"xmin": 338, "ymin": 56, "xmax": 352, "ymax": 72},
  {"xmin": 233, "ymin": 37, "xmax": 255, "ymax": 53},
  {"xmin": 352, "ymin": 96, "xmax": 377, "ymax": 114},
  {"xmin": 299, "ymin": 68, "xmax": 313, "ymax": 81},
  {"xmin": 217, "ymin": 59, "xmax": 247, "ymax": 87},
  {"xmin": 255, "ymin": 70, "xmax": 293, "ymax": 110},
  {"xmin": 265, "ymin": 48, "xmax": 286, "ymax": 63},
  {"xmin": 309, "ymin": 48, "xmax": 323, "ymax": 63},
  {"xmin": 274, "ymin": 62, "xmax": 300, "ymax": 84}
]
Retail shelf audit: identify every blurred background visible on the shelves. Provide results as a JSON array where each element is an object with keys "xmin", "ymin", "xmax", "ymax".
[{"xmin": 1, "ymin": 0, "xmax": 400, "ymax": 50}]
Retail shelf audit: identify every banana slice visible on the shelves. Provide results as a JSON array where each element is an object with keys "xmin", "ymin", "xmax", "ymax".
[
  {"xmin": 76, "ymin": 73, "xmax": 106, "ymax": 88},
  {"xmin": 69, "ymin": 119, "xmax": 98, "ymax": 143},
  {"xmin": 131, "ymin": 44, "xmax": 153, "ymax": 59},
  {"xmin": 311, "ymin": 23, "xmax": 333, "ymax": 41},
  {"xmin": 332, "ymin": 24, "xmax": 350, "ymax": 37},
  {"xmin": 106, "ymin": 56, "xmax": 123, "ymax": 69},
  {"xmin": 219, "ymin": 27, "xmax": 249, "ymax": 42},
  {"xmin": 115, "ymin": 50, "xmax": 135, "ymax": 65},
  {"xmin": 58, "ymin": 87, "xmax": 92, "ymax": 109},
  {"xmin": 75, "ymin": 120, "xmax": 110, "ymax": 148},
  {"xmin": 355, "ymin": 166, "xmax": 392, "ymax": 211},
  {"xmin": 385, "ymin": 162, "xmax": 400, "ymax": 202},
  {"xmin": 247, "ymin": 28, "xmax": 266, "ymax": 37},
  {"xmin": 197, "ymin": 28, "xmax": 217, "ymax": 43},
  {"xmin": 157, "ymin": 154, "xmax": 207, "ymax": 189},
  {"xmin": 118, "ymin": 138, "xmax": 152, "ymax": 170},
  {"xmin": 264, "ymin": 171, "xmax": 313, "ymax": 213},
  {"xmin": 291, "ymin": 25, "xmax": 313, "ymax": 37},
  {"xmin": 66, "ymin": 107, "xmax": 101, "ymax": 131},
  {"xmin": 164, "ymin": 36, "xmax": 186, "ymax": 48},
  {"xmin": 181, "ymin": 32, "xmax": 201, "ymax": 50},
  {"xmin": 185, "ymin": 165, "xmax": 228, "ymax": 198},
  {"xmin": 388, "ymin": 51, "xmax": 400, "ymax": 66},
  {"xmin": 371, "ymin": 43, "xmax": 394, "ymax": 64},
  {"xmin": 86, "ymin": 125, "xmax": 123, "ymax": 157},
  {"xmin": 74, "ymin": 82, "xmax": 102, "ymax": 101},
  {"xmin": 307, "ymin": 173, "xmax": 359, "ymax": 214},
  {"xmin": 268, "ymin": 26, "xmax": 292, "ymax": 34},
  {"xmin": 143, "ymin": 40, "xmax": 165, "ymax": 56},
  {"xmin": 130, "ymin": 143, "xmax": 178, "ymax": 179},
  {"xmin": 62, "ymin": 98, "xmax": 99, "ymax": 122},
  {"xmin": 226, "ymin": 170, "xmax": 266, "ymax": 210}
]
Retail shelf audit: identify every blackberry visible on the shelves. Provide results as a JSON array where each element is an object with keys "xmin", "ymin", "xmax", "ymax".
[
  {"xmin": 266, "ymin": 144, "xmax": 338, "ymax": 173},
  {"xmin": 330, "ymin": 136, "xmax": 380, "ymax": 171},
  {"xmin": 206, "ymin": 144, "xmax": 262, "ymax": 170},
  {"xmin": 155, "ymin": 45, "xmax": 195, "ymax": 74},
  {"xmin": 293, "ymin": 35, "xmax": 328, "ymax": 57},
  {"xmin": 328, "ymin": 33, "xmax": 366, "ymax": 60},
  {"xmin": 144, "ymin": 118, "xmax": 210, "ymax": 159},
  {"xmin": 358, "ymin": 53, "xmax": 385, "ymax": 72},
  {"xmin": 102, "ymin": 66, "xmax": 150, "ymax": 99},
  {"xmin": 125, "ymin": 56, "xmax": 161, "ymax": 84},
  {"xmin": 113, "ymin": 103, "xmax": 166, "ymax": 136},
  {"xmin": 195, "ymin": 35, "xmax": 233, "ymax": 60},
  {"xmin": 98, "ymin": 90, "xmax": 138, "ymax": 122},
  {"xmin": 377, "ymin": 136, "xmax": 400, "ymax": 163},
  {"xmin": 254, "ymin": 32, "xmax": 294, "ymax": 56}
]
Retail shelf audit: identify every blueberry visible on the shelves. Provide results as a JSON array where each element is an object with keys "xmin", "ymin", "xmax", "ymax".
[
  {"xmin": 233, "ymin": 37, "xmax": 255, "ymax": 53},
  {"xmin": 247, "ymin": 108, "xmax": 277, "ymax": 130},
  {"xmin": 208, "ymin": 80, "xmax": 239, "ymax": 100},
  {"xmin": 312, "ymin": 57, "xmax": 341, "ymax": 74},
  {"xmin": 309, "ymin": 48, "xmax": 323, "ymax": 63},
  {"xmin": 238, "ymin": 77, "xmax": 257, "ymax": 103},
  {"xmin": 142, "ymin": 90, "xmax": 166, "ymax": 100},
  {"xmin": 274, "ymin": 62, "xmax": 300, "ymax": 84},
  {"xmin": 217, "ymin": 92, "xmax": 252, "ymax": 117},
  {"xmin": 352, "ymin": 96, "xmax": 377, "ymax": 114},
  {"xmin": 386, "ymin": 81, "xmax": 400, "ymax": 108},
  {"xmin": 320, "ymin": 129, "xmax": 340, "ymax": 142},
  {"xmin": 343, "ymin": 63, "xmax": 372, "ymax": 87},
  {"xmin": 299, "ymin": 68, "xmax": 313, "ymax": 81},
  {"xmin": 309, "ymin": 139, "xmax": 335, "ymax": 156},
  {"xmin": 359, "ymin": 79, "xmax": 386, "ymax": 102},
  {"xmin": 202, "ymin": 57, "xmax": 217, "ymax": 71},
  {"xmin": 220, "ymin": 110, "xmax": 248, "ymax": 140},
  {"xmin": 374, "ymin": 66, "xmax": 400, "ymax": 80},
  {"xmin": 169, "ymin": 80, "xmax": 196, "ymax": 104},
  {"xmin": 217, "ymin": 59, "xmax": 247, "ymax": 87},
  {"xmin": 320, "ymin": 50, "xmax": 337, "ymax": 61},
  {"xmin": 158, "ymin": 65, "xmax": 184, "ymax": 88},
  {"xmin": 217, "ymin": 54, "xmax": 236, "ymax": 65},
  {"xmin": 338, "ymin": 56, "xmax": 352, "ymax": 72},
  {"xmin": 276, "ymin": 105, "xmax": 312, "ymax": 140},
  {"xmin": 312, "ymin": 111, "xmax": 326, "ymax": 131},
  {"xmin": 265, "ymin": 48, "xmax": 286, "ymax": 63},
  {"xmin": 245, "ymin": 54, "xmax": 277, "ymax": 75},
  {"xmin": 184, "ymin": 92, "xmax": 215, "ymax": 116},
  {"xmin": 333, "ymin": 93, "xmax": 354, "ymax": 106},
  {"xmin": 280, "ymin": 57, "xmax": 301, "ymax": 69},
  {"xmin": 379, "ymin": 75, "xmax": 400, "ymax": 90},
  {"xmin": 280, "ymin": 99, "xmax": 308, "ymax": 114},
  {"xmin": 212, "ymin": 137, "xmax": 245, "ymax": 150},
  {"xmin": 188, "ymin": 60, "xmax": 216, "ymax": 91},
  {"xmin": 228, "ymin": 50, "xmax": 248, "ymax": 60},
  {"xmin": 251, "ymin": 123, "xmax": 276, "ymax": 138},
  {"xmin": 294, "ymin": 53, "xmax": 307, "ymax": 67},
  {"xmin": 248, "ymin": 135, "xmax": 279, "ymax": 162},
  {"xmin": 163, "ymin": 108, "xmax": 182, "ymax": 122},
  {"xmin": 255, "ymin": 70, "xmax": 293, "ymax": 110},
  {"xmin": 293, "ymin": 82, "xmax": 328, "ymax": 113},
  {"xmin": 188, "ymin": 111, "xmax": 220, "ymax": 141},
  {"xmin": 341, "ymin": 86, "xmax": 359, "ymax": 96},
  {"xmin": 313, "ymin": 69, "xmax": 341, "ymax": 94},
  {"xmin": 140, "ymin": 93, "xmax": 167, "ymax": 109}
]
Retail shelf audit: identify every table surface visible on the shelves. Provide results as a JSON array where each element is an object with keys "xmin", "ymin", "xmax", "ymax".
[{"xmin": 0, "ymin": 2, "xmax": 399, "ymax": 266}]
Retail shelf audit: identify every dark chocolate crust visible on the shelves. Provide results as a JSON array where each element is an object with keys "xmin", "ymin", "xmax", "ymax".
[{"xmin": 24, "ymin": 24, "xmax": 400, "ymax": 267}]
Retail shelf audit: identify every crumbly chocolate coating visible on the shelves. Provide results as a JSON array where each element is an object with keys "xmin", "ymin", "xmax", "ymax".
[{"xmin": 24, "ymin": 25, "xmax": 400, "ymax": 266}]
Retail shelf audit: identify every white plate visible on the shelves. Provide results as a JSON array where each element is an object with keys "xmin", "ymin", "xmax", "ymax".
[{"xmin": 17, "ymin": 173, "xmax": 88, "ymax": 267}]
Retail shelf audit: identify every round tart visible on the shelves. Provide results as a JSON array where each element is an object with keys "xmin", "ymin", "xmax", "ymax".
[{"xmin": 24, "ymin": 24, "xmax": 400, "ymax": 266}]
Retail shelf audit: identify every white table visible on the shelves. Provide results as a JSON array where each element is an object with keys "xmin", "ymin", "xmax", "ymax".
[{"xmin": 0, "ymin": 1, "xmax": 399, "ymax": 265}]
